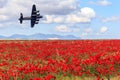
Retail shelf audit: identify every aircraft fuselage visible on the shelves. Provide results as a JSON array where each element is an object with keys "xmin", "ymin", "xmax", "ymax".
[{"xmin": 19, "ymin": 4, "xmax": 43, "ymax": 28}]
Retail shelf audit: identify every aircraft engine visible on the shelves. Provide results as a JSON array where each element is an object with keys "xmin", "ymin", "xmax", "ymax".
[
  {"xmin": 35, "ymin": 22, "xmax": 39, "ymax": 24},
  {"xmin": 37, "ymin": 16, "xmax": 43, "ymax": 18},
  {"xmin": 36, "ymin": 19, "xmax": 39, "ymax": 21},
  {"xmin": 34, "ymin": 11, "xmax": 39, "ymax": 13},
  {"xmin": 36, "ymin": 14, "xmax": 40, "ymax": 16}
]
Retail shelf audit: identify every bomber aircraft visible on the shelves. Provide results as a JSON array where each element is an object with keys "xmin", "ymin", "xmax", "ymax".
[{"xmin": 19, "ymin": 4, "xmax": 43, "ymax": 28}]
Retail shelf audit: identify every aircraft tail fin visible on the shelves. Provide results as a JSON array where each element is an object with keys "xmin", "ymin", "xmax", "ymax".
[{"xmin": 19, "ymin": 13, "xmax": 23, "ymax": 24}]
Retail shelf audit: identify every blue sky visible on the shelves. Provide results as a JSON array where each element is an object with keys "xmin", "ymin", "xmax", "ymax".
[{"xmin": 0, "ymin": 0, "xmax": 120, "ymax": 39}]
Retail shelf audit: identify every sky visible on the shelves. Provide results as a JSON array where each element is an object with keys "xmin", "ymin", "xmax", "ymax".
[{"xmin": 0, "ymin": 0, "xmax": 120, "ymax": 39}]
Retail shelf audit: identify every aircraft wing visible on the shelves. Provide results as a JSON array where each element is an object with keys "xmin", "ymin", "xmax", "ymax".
[
  {"xmin": 19, "ymin": 4, "xmax": 42, "ymax": 28},
  {"xmin": 31, "ymin": 4, "xmax": 37, "ymax": 28}
]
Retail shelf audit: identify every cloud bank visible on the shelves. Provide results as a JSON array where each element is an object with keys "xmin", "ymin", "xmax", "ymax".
[{"xmin": 0, "ymin": 0, "xmax": 96, "ymax": 27}]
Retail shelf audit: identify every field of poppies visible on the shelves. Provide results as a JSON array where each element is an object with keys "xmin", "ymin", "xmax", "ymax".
[{"xmin": 0, "ymin": 40, "xmax": 120, "ymax": 80}]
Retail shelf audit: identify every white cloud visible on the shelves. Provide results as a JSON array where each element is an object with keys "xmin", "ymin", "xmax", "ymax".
[
  {"xmin": 36, "ymin": 0, "xmax": 79, "ymax": 15},
  {"xmin": 55, "ymin": 25, "xmax": 71, "ymax": 32},
  {"xmin": 102, "ymin": 16, "xmax": 120, "ymax": 23},
  {"xmin": 90, "ymin": 0, "xmax": 112, "ymax": 6},
  {"xmin": 81, "ymin": 26, "xmax": 108, "ymax": 37},
  {"xmin": 66, "ymin": 7, "xmax": 96, "ymax": 23},
  {"xmin": 42, "ymin": 15, "xmax": 65, "ymax": 23},
  {"xmin": 55, "ymin": 24, "xmax": 80, "ymax": 33},
  {"xmin": 42, "ymin": 15, "xmax": 54, "ymax": 23},
  {"xmin": 0, "ymin": 15, "xmax": 9, "ymax": 21},
  {"xmin": 100, "ymin": 26, "xmax": 108, "ymax": 33},
  {"xmin": 43, "ymin": 7, "xmax": 96, "ymax": 24},
  {"xmin": 53, "ymin": 16, "xmax": 64, "ymax": 23},
  {"xmin": 66, "ymin": 14, "xmax": 91, "ymax": 23},
  {"xmin": 81, "ymin": 7, "xmax": 96, "ymax": 18}
]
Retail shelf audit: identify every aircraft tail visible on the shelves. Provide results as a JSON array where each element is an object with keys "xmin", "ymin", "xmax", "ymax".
[{"xmin": 19, "ymin": 13, "xmax": 23, "ymax": 24}]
